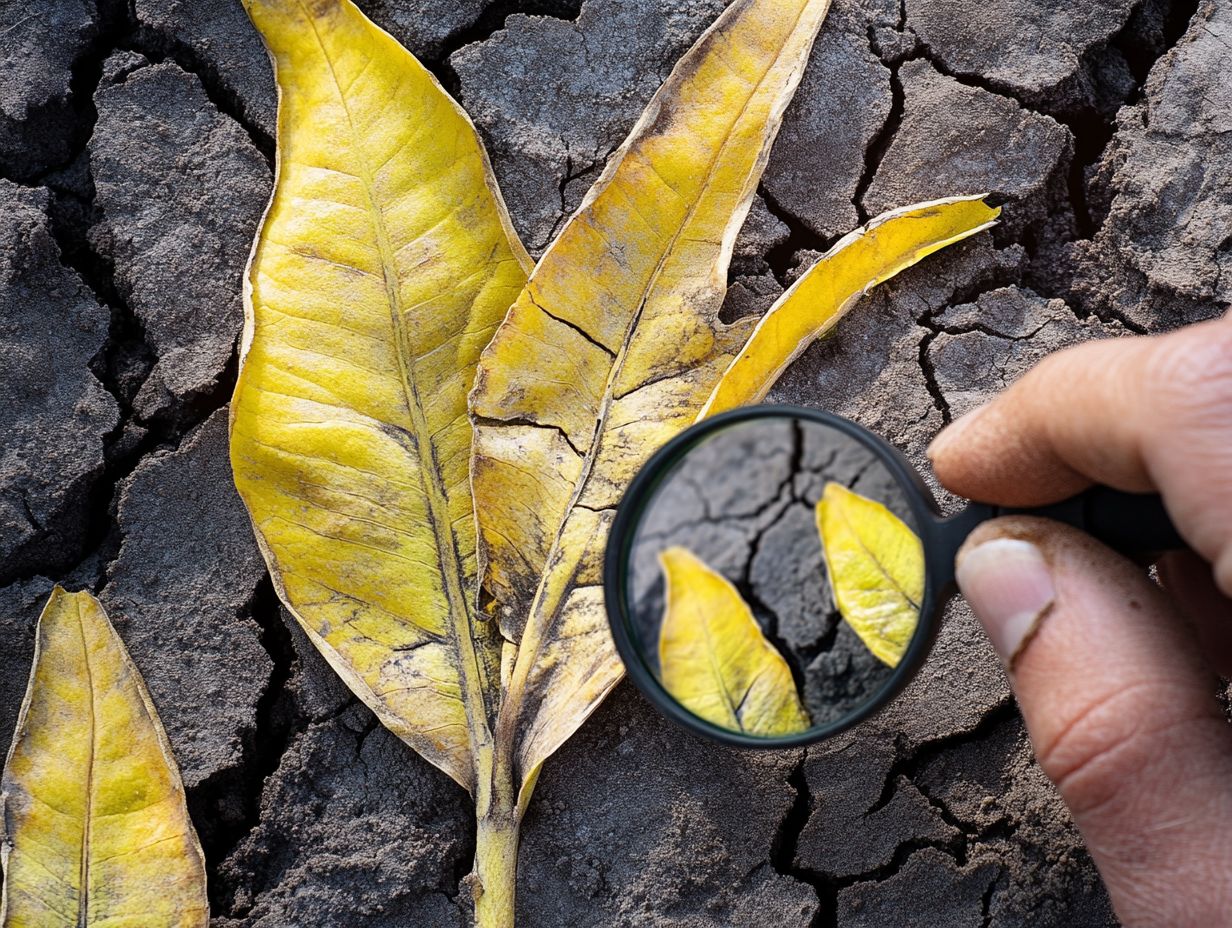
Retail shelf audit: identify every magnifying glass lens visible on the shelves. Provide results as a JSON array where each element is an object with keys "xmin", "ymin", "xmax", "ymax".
[{"xmin": 620, "ymin": 414, "xmax": 926, "ymax": 741}]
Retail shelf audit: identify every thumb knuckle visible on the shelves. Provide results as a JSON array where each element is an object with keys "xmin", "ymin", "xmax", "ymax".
[
  {"xmin": 1149, "ymin": 321, "xmax": 1232, "ymax": 417},
  {"xmin": 1034, "ymin": 680, "xmax": 1212, "ymax": 817}
]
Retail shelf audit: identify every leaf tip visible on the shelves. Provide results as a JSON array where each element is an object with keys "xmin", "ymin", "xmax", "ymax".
[
  {"xmin": 657, "ymin": 545, "xmax": 693, "ymax": 573},
  {"xmin": 978, "ymin": 192, "xmax": 1006, "ymax": 221},
  {"xmin": 817, "ymin": 480, "xmax": 851, "ymax": 514},
  {"xmin": 40, "ymin": 585, "xmax": 94, "ymax": 624}
]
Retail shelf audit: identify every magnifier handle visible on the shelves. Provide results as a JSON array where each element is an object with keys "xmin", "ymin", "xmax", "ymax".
[{"xmin": 1001, "ymin": 487, "xmax": 1186, "ymax": 554}]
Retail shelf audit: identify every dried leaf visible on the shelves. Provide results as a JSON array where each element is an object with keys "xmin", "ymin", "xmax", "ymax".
[
  {"xmin": 230, "ymin": 0, "xmax": 531, "ymax": 794},
  {"xmin": 657, "ymin": 547, "xmax": 810, "ymax": 736},
  {"xmin": 816, "ymin": 483, "xmax": 925, "ymax": 667},
  {"xmin": 700, "ymin": 195, "xmax": 1001, "ymax": 417},
  {"xmin": 1, "ymin": 588, "xmax": 207, "ymax": 926},
  {"xmin": 472, "ymin": 0, "xmax": 834, "ymax": 814}
]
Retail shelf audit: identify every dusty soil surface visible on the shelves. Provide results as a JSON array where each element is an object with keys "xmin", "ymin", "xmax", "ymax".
[{"xmin": 2, "ymin": 0, "xmax": 1229, "ymax": 924}]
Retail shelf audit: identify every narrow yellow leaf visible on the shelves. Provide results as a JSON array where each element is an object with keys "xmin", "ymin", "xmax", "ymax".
[
  {"xmin": 230, "ymin": 0, "xmax": 531, "ymax": 794},
  {"xmin": 1, "ymin": 588, "xmax": 207, "ymax": 927},
  {"xmin": 816, "ymin": 483, "xmax": 925, "ymax": 668},
  {"xmin": 658, "ymin": 548, "xmax": 810, "ymax": 736},
  {"xmin": 700, "ymin": 195, "xmax": 1001, "ymax": 418},
  {"xmin": 472, "ymin": 0, "xmax": 834, "ymax": 816}
]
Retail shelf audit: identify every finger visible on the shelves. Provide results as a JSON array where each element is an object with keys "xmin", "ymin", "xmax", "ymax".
[
  {"xmin": 929, "ymin": 314, "xmax": 1232, "ymax": 593},
  {"xmin": 1158, "ymin": 551, "xmax": 1232, "ymax": 679},
  {"xmin": 957, "ymin": 517, "xmax": 1232, "ymax": 927}
]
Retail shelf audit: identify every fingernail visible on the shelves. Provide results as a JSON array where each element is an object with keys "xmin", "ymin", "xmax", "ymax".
[
  {"xmin": 956, "ymin": 538, "xmax": 1055, "ymax": 668},
  {"xmin": 926, "ymin": 406, "xmax": 984, "ymax": 461}
]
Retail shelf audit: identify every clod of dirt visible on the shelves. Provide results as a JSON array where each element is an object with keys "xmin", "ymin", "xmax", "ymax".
[
  {"xmin": 928, "ymin": 286, "xmax": 1126, "ymax": 418},
  {"xmin": 764, "ymin": 24, "xmax": 893, "ymax": 238},
  {"xmin": 100, "ymin": 408, "xmax": 270, "ymax": 791},
  {"xmin": 130, "ymin": 0, "xmax": 501, "ymax": 144},
  {"xmin": 768, "ymin": 236, "xmax": 1028, "ymax": 463},
  {"xmin": 0, "ymin": 576, "xmax": 56, "ymax": 751},
  {"xmin": 751, "ymin": 503, "xmax": 836, "ymax": 653},
  {"xmin": 0, "ymin": 180, "xmax": 118, "ymax": 583},
  {"xmin": 720, "ymin": 270, "xmax": 785, "ymax": 323},
  {"xmin": 836, "ymin": 847, "xmax": 1000, "ymax": 927},
  {"xmin": 89, "ymin": 58, "xmax": 271, "ymax": 424},
  {"xmin": 1069, "ymin": 0, "xmax": 1232, "ymax": 329},
  {"xmin": 732, "ymin": 196, "xmax": 791, "ymax": 275},
  {"xmin": 906, "ymin": 0, "xmax": 1138, "ymax": 107},
  {"xmin": 795, "ymin": 737, "xmax": 956, "ymax": 879},
  {"xmin": 214, "ymin": 707, "xmax": 473, "ymax": 927},
  {"xmin": 769, "ymin": 278, "xmax": 939, "ymax": 459},
  {"xmin": 132, "ymin": 0, "xmax": 279, "ymax": 139},
  {"xmin": 0, "ymin": 0, "xmax": 97, "ymax": 178},
  {"xmin": 864, "ymin": 58, "xmax": 1070, "ymax": 231},
  {"xmin": 364, "ymin": 0, "xmax": 491, "ymax": 59},
  {"xmin": 917, "ymin": 715, "xmax": 1118, "ymax": 925}
]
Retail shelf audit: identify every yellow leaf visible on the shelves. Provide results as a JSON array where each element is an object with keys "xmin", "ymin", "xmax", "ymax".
[
  {"xmin": 657, "ymin": 548, "xmax": 810, "ymax": 736},
  {"xmin": 230, "ymin": 0, "xmax": 531, "ymax": 795},
  {"xmin": 0, "ymin": 588, "xmax": 207, "ymax": 927},
  {"xmin": 700, "ymin": 195, "xmax": 1001, "ymax": 417},
  {"xmin": 472, "ymin": 0, "xmax": 834, "ymax": 819},
  {"xmin": 816, "ymin": 483, "xmax": 925, "ymax": 668}
]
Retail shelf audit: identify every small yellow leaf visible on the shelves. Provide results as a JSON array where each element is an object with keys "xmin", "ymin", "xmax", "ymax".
[
  {"xmin": 1, "ymin": 588, "xmax": 207, "ymax": 927},
  {"xmin": 700, "ymin": 195, "xmax": 1001, "ymax": 418},
  {"xmin": 231, "ymin": 0, "xmax": 530, "ymax": 794},
  {"xmin": 816, "ymin": 483, "xmax": 925, "ymax": 668},
  {"xmin": 657, "ymin": 548, "xmax": 810, "ymax": 736}
]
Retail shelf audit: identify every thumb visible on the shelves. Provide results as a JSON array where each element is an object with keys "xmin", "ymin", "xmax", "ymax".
[{"xmin": 956, "ymin": 517, "xmax": 1232, "ymax": 928}]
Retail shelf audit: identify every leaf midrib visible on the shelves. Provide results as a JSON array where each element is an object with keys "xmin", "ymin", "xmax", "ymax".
[
  {"xmin": 697, "ymin": 584, "xmax": 745, "ymax": 731},
  {"xmin": 298, "ymin": 2, "xmax": 494, "ymax": 772},
  {"xmin": 75, "ymin": 596, "xmax": 95, "ymax": 928},
  {"xmin": 836, "ymin": 504, "xmax": 922, "ymax": 613}
]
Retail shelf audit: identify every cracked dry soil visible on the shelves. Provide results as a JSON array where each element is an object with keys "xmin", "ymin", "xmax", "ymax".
[{"xmin": 1, "ymin": 0, "xmax": 1229, "ymax": 924}]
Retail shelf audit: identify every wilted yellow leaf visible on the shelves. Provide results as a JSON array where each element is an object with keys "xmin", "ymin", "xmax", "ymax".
[
  {"xmin": 700, "ymin": 195, "xmax": 1001, "ymax": 418},
  {"xmin": 658, "ymin": 548, "xmax": 810, "ymax": 736},
  {"xmin": 0, "ymin": 588, "xmax": 207, "ymax": 927},
  {"xmin": 816, "ymin": 483, "xmax": 925, "ymax": 667},
  {"xmin": 230, "ymin": 0, "xmax": 531, "ymax": 795},
  {"xmin": 472, "ymin": 0, "xmax": 833, "ymax": 818}
]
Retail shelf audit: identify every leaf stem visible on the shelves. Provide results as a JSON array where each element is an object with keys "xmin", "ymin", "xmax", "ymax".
[{"xmin": 472, "ymin": 750, "xmax": 520, "ymax": 928}]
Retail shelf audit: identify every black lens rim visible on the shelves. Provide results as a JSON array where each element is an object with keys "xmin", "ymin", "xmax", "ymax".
[{"xmin": 603, "ymin": 404, "xmax": 945, "ymax": 749}]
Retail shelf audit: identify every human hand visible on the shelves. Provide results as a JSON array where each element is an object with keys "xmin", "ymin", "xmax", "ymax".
[{"xmin": 928, "ymin": 311, "xmax": 1232, "ymax": 927}]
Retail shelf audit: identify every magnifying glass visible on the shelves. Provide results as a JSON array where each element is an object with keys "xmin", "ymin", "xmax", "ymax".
[{"xmin": 603, "ymin": 405, "xmax": 1186, "ymax": 748}]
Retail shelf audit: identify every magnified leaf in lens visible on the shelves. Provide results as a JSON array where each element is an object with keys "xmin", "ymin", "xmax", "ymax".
[
  {"xmin": 816, "ymin": 483, "xmax": 925, "ymax": 668},
  {"xmin": 1, "ymin": 588, "xmax": 208, "ymax": 926},
  {"xmin": 657, "ymin": 547, "xmax": 810, "ymax": 736}
]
